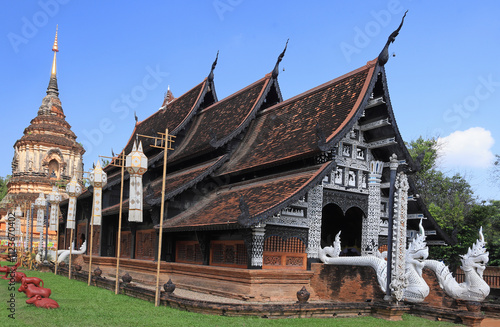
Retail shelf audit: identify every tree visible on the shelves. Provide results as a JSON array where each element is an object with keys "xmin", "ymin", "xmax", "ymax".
[
  {"xmin": 0, "ymin": 175, "xmax": 10, "ymax": 201},
  {"xmin": 407, "ymin": 138, "xmax": 482, "ymax": 268}
]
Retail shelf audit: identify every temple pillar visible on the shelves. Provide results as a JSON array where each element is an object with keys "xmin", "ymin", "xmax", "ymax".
[
  {"xmin": 390, "ymin": 171, "xmax": 409, "ymax": 302},
  {"xmin": 250, "ymin": 224, "xmax": 266, "ymax": 269},
  {"xmin": 306, "ymin": 184, "xmax": 323, "ymax": 264},
  {"xmin": 362, "ymin": 161, "xmax": 383, "ymax": 256},
  {"xmin": 130, "ymin": 223, "xmax": 137, "ymax": 259}
]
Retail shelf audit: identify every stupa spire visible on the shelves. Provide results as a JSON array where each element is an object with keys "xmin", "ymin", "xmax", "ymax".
[{"xmin": 47, "ymin": 25, "xmax": 59, "ymax": 96}]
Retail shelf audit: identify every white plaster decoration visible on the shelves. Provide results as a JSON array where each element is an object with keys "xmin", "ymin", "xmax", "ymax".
[
  {"xmin": 424, "ymin": 227, "xmax": 490, "ymax": 302},
  {"xmin": 306, "ymin": 184, "xmax": 323, "ymax": 259},
  {"xmin": 390, "ymin": 172, "xmax": 409, "ymax": 302},
  {"xmin": 251, "ymin": 224, "xmax": 266, "ymax": 267},
  {"xmin": 361, "ymin": 160, "xmax": 383, "ymax": 256}
]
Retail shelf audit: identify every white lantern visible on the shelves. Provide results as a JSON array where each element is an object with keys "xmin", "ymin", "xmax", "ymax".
[
  {"xmin": 89, "ymin": 161, "xmax": 107, "ymax": 225},
  {"xmin": 66, "ymin": 175, "xmax": 82, "ymax": 229},
  {"xmin": 34, "ymin": 193, "xmax": 46, "ymax": 233},
  {"xmin": 48, "ymin": 186, "xmax": 62, "ymax": 231},
  {"xmin": 126, "ymin": 141, "xmax": 148, "ymax": 222}
]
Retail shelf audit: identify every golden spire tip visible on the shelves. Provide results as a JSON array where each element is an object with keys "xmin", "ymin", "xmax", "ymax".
[{"xmin": 52, "ymin": 25, "xmax": 59, "ymax": 52}]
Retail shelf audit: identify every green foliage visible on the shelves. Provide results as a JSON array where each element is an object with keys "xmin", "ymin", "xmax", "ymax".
[
  {"xmin": 0, "ymin": 175, "xmax": 10, "ymax": 201},
  {"xmin": 0, "ymin": 268, "xmax": 457, "ymax": 326},
  {"xmin": 406, "ymin": 137, "xmax": 500, "ymax": 269}
]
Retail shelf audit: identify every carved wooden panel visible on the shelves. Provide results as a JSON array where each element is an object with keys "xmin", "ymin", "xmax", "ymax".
[
  {"xmin": 120, "ymin": 231, "xmax": 132, "ymax": 258},
  {"xmin": 209, "ymin": 240, "xmax": 247, "ymax": 268},
  {"xmin": 135, "ymin": 229, "xmax": 156, "ymax": 260},
  {"xmin": 176, "ymin": 241, "xmax": 202, "ymax": 264},
  {"xmin": 263, "ymin": 236, "xmax": 306, "ymax": 270}
]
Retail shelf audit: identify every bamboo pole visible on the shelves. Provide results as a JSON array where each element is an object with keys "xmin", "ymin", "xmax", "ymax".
[
  {"xmin": 115, "ymin": 157, "xmax": 125, "ymax": 294},
  {"xmin": 155, "ymin": 128, "xmax": 171, "ymax": 307}
]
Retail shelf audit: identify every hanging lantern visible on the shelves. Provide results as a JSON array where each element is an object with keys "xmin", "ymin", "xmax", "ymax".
[
  {"xmin": 34, "ymin": 193, "xmax": 46, "ymax": 233},
  {"xmin": 88, "ymin": 161, "xmax": 107, "ymax": 225},
  {"xmin": 66, "ymin": 175, "xmax": 82, "ymax": 229},
  {"xmin": 48, "ymin": 185, "xmax": 62, "ymax": 231},
  {"xmin": 126, "ymin": 141, "xmax": 148, "ymax": 222}
]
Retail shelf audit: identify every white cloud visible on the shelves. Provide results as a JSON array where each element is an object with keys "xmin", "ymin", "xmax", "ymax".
[{"xmin": 436, "ymin": 127, "xmax": 495, "ymax": 169}]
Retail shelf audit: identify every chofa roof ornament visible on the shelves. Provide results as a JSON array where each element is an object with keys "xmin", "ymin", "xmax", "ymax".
[
  {"xmin": 207, "ymin": 50, "xmax": 219, "ymax": 82},
  {"xmin": 378, "ymin": 10, "xmax": 408, "ymax": 66},
  {"xmin": 272, "ymin": 39, "xmax": 289, "ymax": 78}
]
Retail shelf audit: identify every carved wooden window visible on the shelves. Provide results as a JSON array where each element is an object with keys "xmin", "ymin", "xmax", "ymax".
[
  {"xmin": 135, "ymin": 229, "xmax": 156, "ymax": 260},
  {"xmin": 176, "ymin": 241, "xmax": 203, "ymax": 264},
  {"xmin": 263, "ymin": 236, "xmax": 306, "ymax": 270},
  {"xmin": 209, "ymin": 240, "xmax": 247, "ymax": 268},
  {"xmin": 120, "ymin": 231, "xmax": 132, "ymax": 258}
]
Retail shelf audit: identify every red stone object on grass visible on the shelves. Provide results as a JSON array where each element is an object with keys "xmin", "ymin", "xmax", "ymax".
[
  {"xmin": 18, "ymin": 282, "xmax": 51, "ymax": 298},
  {"xmin": 26, "ymin": 295, "xmax": 59, "ymax": 309}
]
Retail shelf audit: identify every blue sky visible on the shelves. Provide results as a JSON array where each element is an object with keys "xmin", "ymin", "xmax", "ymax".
[{"xmin": 1, "ymin": 1, "xmax": 499, "ymax": 201}]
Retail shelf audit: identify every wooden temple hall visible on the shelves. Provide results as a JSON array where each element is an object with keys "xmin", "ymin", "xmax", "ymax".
[{"xmin": 60, "ymin": 26, "xmax": 452, "ymax": 299}]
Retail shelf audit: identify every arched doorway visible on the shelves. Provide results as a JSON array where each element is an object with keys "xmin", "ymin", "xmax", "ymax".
[{"xmin": 321, "ymin": 204, "xmax": 363, "ymax": 256}]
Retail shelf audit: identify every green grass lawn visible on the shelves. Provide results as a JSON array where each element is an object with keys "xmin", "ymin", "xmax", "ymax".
[{"xmin": 0, "ymin": 263, "xmax": 459, "ymax": 327}]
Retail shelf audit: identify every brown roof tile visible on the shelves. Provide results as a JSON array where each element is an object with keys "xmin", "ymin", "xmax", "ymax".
[
  {"xmin": 160, "ymin": 162, "xmax": 332, "ymax": 231},
  {"xmin": 123, "ymin": 80, "xmax": 209, "ymax": 154},
  {"xmin": 170, "ymin": 76, "xmax": 272, "ymax": 162},
  {"xmin": 219, "ymin": 61, "xmax": 377, "ymax": 176},
  {"xmin": 147, "ymin": 155, "xmax": 229, "ymax": 204}
]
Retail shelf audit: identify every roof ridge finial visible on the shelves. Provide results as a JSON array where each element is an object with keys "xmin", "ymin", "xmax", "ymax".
[
  {"xmin": 378, "ymin": 10, "xmax": 407, "ymax": 66},
  {"xmin": 47, "ymin": 25, "xmax": 59, "ymax": 96},
  {"xmin": 208, "ymin": 50, "xmax": 219, "ymax": 82},
  {"xmin": 272, "ymin": 39, "xmax": 289, "ymax": 78}
]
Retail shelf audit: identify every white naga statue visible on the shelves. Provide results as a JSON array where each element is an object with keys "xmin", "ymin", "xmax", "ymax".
[
  {"xmin": 424, "ymin": 227, "xmax": 490, "ymax": 302},
  {"xmin": 319, "ymin": 221, "xmax": 430, "ymax": 303},
  {"xmin": 57, "ymin": 240, "xmax": 87, "ymax": 263}
]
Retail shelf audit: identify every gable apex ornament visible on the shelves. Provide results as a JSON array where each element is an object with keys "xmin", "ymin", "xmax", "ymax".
[
  {"xmin": 378, "ymin": 10, "xmax": 407, "ymax": 66},
  {"xmin": 272, "ymin": 39, "xmax": 289, "ymax": 78},
  {"xmin": 208, "ymin": 50, "xmax": 219, "ymax": 82}
]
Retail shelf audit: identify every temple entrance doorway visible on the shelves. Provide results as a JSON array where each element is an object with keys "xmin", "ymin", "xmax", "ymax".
[{"xmin": 321, "ymin": 204, "xmax": 363, "ymax": 256}]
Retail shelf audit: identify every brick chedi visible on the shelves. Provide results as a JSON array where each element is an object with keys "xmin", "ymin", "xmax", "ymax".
[{"xmin": 2, "ymin": 28, "xmax": 85, "ymax": 210}]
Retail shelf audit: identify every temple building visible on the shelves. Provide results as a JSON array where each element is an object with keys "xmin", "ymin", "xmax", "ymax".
[
  {"xmin": 62, "ymin": 31, "xmax": 452, "ymax": 282},
  {"xmin": 0, "ymin": 29, "xmax": 84, "ymax": 250}
]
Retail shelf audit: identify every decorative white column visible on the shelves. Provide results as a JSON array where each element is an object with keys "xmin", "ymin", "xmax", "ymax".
[
  {"xmin": 88, "ymin": 161, "xmax": 108, "ymax": 226},
  {"xmin": 251, "ymin": 223, "xmax": 266, "ymax": 268},
  {"xmin": 34, "ymin": 192, "xmax": 46, "ymax": 252},
  {"xmin": 307, "ymin": 184, "xmax": 323, "ymax": 260},
  {"xmin": 126, "ymin": 141, "xmax": 148, "ymax": 222},
  {"xmin": 362, "ymin": 161, "xmax": 384, "ymax": 256},
  {"xmin": 66, "ymin": 175, "xmax": 82, "ymax": 230},
  {"xmin": 390, "ymin": 171, "xmax": 409, "ymax": 302},
  {"xmin": 48, "ymin": 186, "xmax": 62, "ymax": 231}
]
